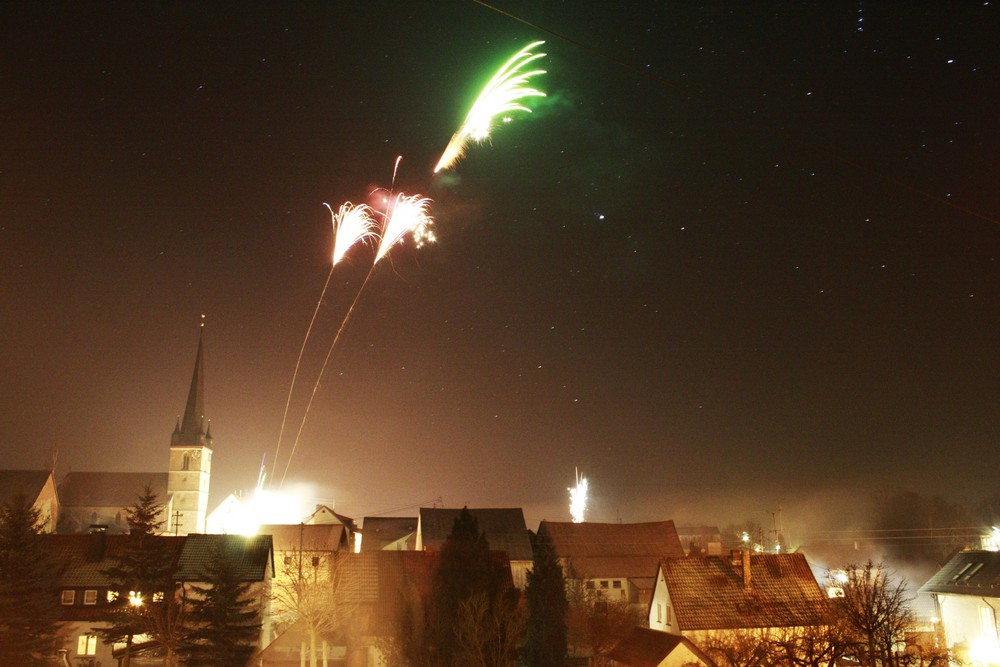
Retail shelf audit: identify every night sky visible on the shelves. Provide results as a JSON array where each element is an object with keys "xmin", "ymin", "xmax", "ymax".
[{"xmin": 2, "ymin": 2, "xmax": 997, "ymax": 535}]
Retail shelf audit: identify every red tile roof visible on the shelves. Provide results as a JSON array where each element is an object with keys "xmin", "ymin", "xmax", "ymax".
[
  {"xmin": 540, "ymin": 520, "xmax": 684, "ymax": 581},
  {"xmin": 259, "ymin": 523, "xmax": 347, "ymax": 552},
  {"xmin": 610, "ymin": 627, "xmax": 717, "ymax": 667},
  {"xmin": 661, "ymin": 553, "xmax": 829, "ymax": 631}
]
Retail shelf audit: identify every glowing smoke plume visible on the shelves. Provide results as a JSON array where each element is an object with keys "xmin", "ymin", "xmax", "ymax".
[
  {"xmin": 434, "ymin": 41, "xmax": 546, "ymax": 173},
  {"xmin": 569, "ymin": 469, "xmax": 588, "ymax": 523}
]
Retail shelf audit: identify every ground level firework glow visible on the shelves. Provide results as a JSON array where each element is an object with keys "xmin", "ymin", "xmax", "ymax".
[
  {"xmin": 434, "ymin": 40, "xmax": 546, "ymax": 173},
  {"xmin": 569, "ymin": 468, "xmax": 588, "ymax": 523}
]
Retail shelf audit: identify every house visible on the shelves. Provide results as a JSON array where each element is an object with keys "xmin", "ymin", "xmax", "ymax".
[
  {"xmin": 257, "ymin": 550, "xmax": 438, "ymax": 667},
  {"xmin": 539, "ymin": 520, "xmax": 685, "ymax": 610},
  {"xmin": 648, "ymin": 551, "xmax": 829, "ymax": 640},
  {"xmin": 0, "ymin": 469, "xmax": 59, "ymax": 533},
  {"xmin": 44, "ymin": 530, "xmax": 273, "ymax": 666},
  {"xmin": 359, "ymin": 516, "xmax": 417, "ymax": 552},
  {"xmin": 416, "ymin": 507, "xmax": 532, "ymax": 589},
  {"xmin": 610, "ymin": 627, "xmax": 718, "ymax": 667},
  {"xmin": 919, "ymin": 549, "xmax": 1000, "ymax": 665},
  {"xmin": 675, "ymin": 525, "xmax": 722, "ymax": 556}
]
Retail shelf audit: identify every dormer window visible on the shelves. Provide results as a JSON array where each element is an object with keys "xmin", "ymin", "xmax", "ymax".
[
  {"xmin": 61, "ymin": 590, "xmax": 75, "ymax": 605},
  {"xmin": 83, "ymin": 589, "xmax": 98, "ymax": 605}
]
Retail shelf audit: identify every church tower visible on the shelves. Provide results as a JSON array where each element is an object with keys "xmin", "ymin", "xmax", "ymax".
[{"xmin": 167, "ymin": 322, "xmax": 213, "ymax": 535}]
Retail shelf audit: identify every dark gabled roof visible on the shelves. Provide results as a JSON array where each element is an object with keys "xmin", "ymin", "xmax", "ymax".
[
  {"xmin": 609, "ymin": 627, "xmax": 717, "ymax": 667},
  {"xmin": 540, "ymin": 520, "xmax": 685, "ymax": 559},
  {"xmin": 42, "ymin": 533, "xmax": 186, "ymax": 587},
  {"xmin": 360, "ymin": 516, "xmax": 417, "ymax": 551},
  {"xmin": 175, "ymin": 533, "xmax": 273, "ymax": 582},
  {"xmin": 58, "ymin": 471, "xmax": 168, "ymax": 508},
  {"xmin": 259, "ymin": 523, "xmax": 347, "ymax": 552},
  {"xmin": 919, "ymin": 550, "xmax": 1000, "ymax": 597},
  {"xmin": 418, "ymin": 507, "xmax": 532, "ymax": 561},
  {"xmin": 662, "ymin": 553, "xmax": 829, "ymax": 631},
  {"xmin": 0, "ymin": 470, "xmax": 52, "ymax": 506}
]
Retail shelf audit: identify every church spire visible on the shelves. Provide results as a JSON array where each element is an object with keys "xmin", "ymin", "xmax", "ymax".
[{"xmin": 171, "ymin": 316, "xmax": 212, "ymax": 447}]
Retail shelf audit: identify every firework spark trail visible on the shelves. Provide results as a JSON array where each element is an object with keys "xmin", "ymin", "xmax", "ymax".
[
  {"xmin": 280, "ymin": 192, "xmax": 434, "ymax": 487},
  {"xmin": 434, "ymin": 41, "xmax": 546, "ymax": 173},
  {"xmin": 271, "ymin": 203, "xmax": 378, "ymax": 487}
]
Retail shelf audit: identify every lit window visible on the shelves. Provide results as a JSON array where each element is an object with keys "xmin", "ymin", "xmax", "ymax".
[
  {"xmin": 152, "ymin": 591, "xmax": 164, "ymax": 603},
  {"xmin": 83, "ymin": 589, "xmax": 98, "ymax": 605},
  {"xmin": 77, "ymin": 634, "xmax": 98, "ymax": 656},
  {"xmin": 61, "ymin": 590, "xmax": 75, "ymax": 605},
  {"xmin": 107, "ymin": 590, "xmax": 119, "ymax": 603}
]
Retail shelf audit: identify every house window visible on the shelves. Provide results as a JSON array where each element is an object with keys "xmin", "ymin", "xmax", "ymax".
[
  {"xmin": 182, "ymin": 454, "xmax": 191, "ymax": 471},
  {"xmin": 61, "ymin": 590, "xmax": 75, "ymax": 605},
  {"xmin": 612, "ymin": 580, "xmax": 622, "ymax": 589},
  {"xmin": 83, "ymin": 589, "xmax": 98, "ymax": 605},
  {"xmin": 656, "ymin": 603, "xmax": 662, "ymax": 623},
  {"xmin": 600, "ymin": 580, "xmax": 609, "ymax": 589},
  {"xmin": 77, "ymin": 634, "xmax": 98, "ymax": 656},
  {"xmin": 585, "ymin": 581, "xmax": 595, "ymax": 590},
  {"xmin": 107, "ymin": 590, "xmax": 119, "ymax": 603},
  {"xmin": 311, "ymin": 556, "xmax": 321, "ymax": 567},
  {"xmin": 152, "ymin": 591, "xmax": 164, "ymax": 603}
]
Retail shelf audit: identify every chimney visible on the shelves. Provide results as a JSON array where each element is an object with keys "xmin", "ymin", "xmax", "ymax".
[
  {"xmin": 87, "ymin": 524, "xmax": 108, "ymax": 562},
  {"xmin": 742, "ymin": 548, "xmax": 752, "ymax": 589}
]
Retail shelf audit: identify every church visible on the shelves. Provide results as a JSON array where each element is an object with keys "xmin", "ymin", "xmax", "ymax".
[{"xmin": 55, "ymin": 326, "xmax": 214, "ymax": 536}]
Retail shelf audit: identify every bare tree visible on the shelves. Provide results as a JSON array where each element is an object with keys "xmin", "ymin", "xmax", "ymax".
[
  {"xmin": 453, "ymin": 591, "xmax": 525, "ymax": 667},
  {"xmin": 271, "ymin": 549, "xmax": 359, "ymax": 667},
  {"xmin": 697, "ymin": 628, "xmax": 781, "ymax": 667},
  {"xmin": 565, "ymin": 583, "xmax": 640, "ymax": 664},
  {"xmin": 835, "ymin": 561, "xmax": 912, "ymax": 667}
]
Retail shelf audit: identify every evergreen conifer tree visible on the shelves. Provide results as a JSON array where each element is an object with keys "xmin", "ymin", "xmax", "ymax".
[
  {"xmin": 183, "ymin": 539, "xmax": 261, "ymax": 667},
  {"xmin": 0, "ymin": 492, "xmax": 61, "ymax": 665},
  {"xmin": 525, "ymin": 530, "xmax": 568, "ymax": 667},
  {"xmin": 99, "ymin": 484, "xmax": 186, "ymax": 666},
  {"xmin": 433, "ymin": 507, "xmax": 522, "ymax": 667}
]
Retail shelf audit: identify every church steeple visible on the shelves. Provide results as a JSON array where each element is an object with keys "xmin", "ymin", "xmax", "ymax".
[
  {"xmin": 167, "ymin": 316, "xmax": 213, "ymax": 536},
  {"xmin": 171, "ymin": 319, "xmax": 212, "ymax": 448}
]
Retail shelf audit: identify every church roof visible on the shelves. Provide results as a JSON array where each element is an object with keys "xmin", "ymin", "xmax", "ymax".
[
  {"xmin": 58, "ymin": 471, "xmax": 168, "ymax": 509},
  {"xmin": 0, "ymin": 469, "xmax": 53, "ymax": 506}
]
